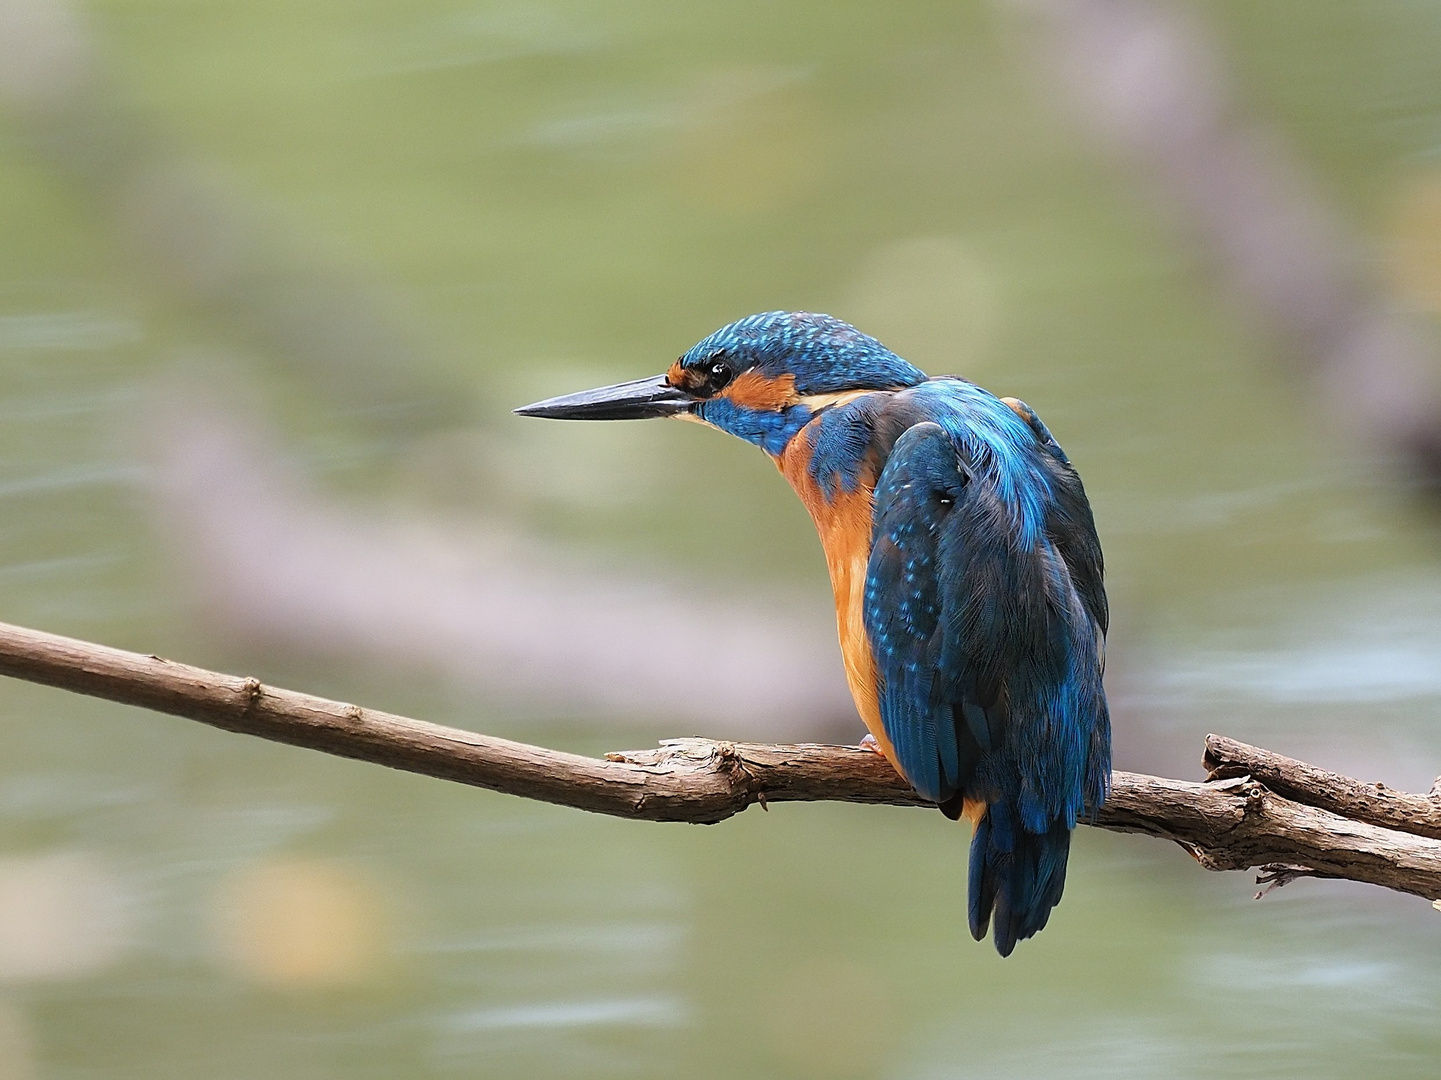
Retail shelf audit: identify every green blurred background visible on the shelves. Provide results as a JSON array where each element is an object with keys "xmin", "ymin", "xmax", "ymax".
[{"xmin": 3, "ymin": 0, "xmax": 1441, "ymax": 1076}]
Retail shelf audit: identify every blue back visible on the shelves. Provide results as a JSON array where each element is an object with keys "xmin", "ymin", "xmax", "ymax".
[{"xmin": 857, "ymin": 380, "xmax": 1109, "ymax": 954}]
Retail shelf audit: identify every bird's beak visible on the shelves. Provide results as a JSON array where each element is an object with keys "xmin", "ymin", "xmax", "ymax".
[{"xmin": 514, "ymin": 375, "xmax": 694, "ymax": 421}]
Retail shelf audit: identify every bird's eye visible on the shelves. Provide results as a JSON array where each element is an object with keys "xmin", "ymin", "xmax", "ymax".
[{"xmin": 708, "ymin": 362, "xmax": 733, "ymax": 389}]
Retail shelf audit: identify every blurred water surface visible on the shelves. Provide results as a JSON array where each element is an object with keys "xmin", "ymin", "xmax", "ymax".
[{"xmin": 2, "ymin": 0, "xmax": 1441, "ymax": 1076}]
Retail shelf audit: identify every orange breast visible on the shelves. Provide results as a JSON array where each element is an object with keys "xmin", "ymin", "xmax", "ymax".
[
  {"xmin": 775, "ymin": 426, "xmax": 898, "ymax": 768},
  {"xmin": 777, "ymin": 427, "xmax": 991, "ymax": 820}
]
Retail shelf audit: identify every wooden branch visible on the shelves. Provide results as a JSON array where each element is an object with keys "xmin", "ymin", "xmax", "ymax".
[
  {"xmin": 1205, "ymin": 734, "xmax": 1441, "ymax": 841},
  {"xmin": 0, "ymin": 620, "xmax": 1439, "ymax": 902}
]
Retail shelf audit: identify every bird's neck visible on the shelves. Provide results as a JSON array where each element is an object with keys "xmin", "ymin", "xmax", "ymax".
[
  {"xmin": 693, "ymin": 388, "xmax": 892, "ymax": 457},
  {"xmin": 691, "ymin": 400, "xmax": 813, "ymax": 456},
  {"xmin": 775, "ymin": 413, "xmax": 887, "ymax": 750}
]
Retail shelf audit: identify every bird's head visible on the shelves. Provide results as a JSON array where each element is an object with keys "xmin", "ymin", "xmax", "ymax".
[{"xmin": 515, "ymin": 311, "xmax": 928, "ymax": 455}]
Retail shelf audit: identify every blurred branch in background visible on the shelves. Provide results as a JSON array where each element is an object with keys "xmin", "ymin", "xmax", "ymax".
[
  {"xmin": 6, "ymin": 0, "xmax": 1438, "ymax": 738},
  {"xmin": 1005, "ymin": 0, "xmax": 1441, "ymax": 493},
  {"xmin": 0, "ymin": 0, "xmax": 467, "ymax": 436},
  {"xmin": 4, "ymin": 618, "xmax": 1441, "ymax": 904},
  {"xmin": 4, "ymin": 1, "xmax": 1441, "ymax": 1071},
  {"xmin": 0, "ymin": 0, "xmax": 855, "ymax": 734},
  {"xmin": 147, "ymin": 393, "xmax": 856, "ymax": 735}
]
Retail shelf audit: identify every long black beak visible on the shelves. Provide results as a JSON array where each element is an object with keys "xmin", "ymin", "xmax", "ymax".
[{"xmin": 514, "ymin": 375, "xmax": 694, "ymax": 420}]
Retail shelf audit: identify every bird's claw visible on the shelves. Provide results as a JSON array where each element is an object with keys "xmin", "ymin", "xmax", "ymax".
[{"xmin": 858, "ymin": 733, "xmax": 883, "ymax": 754}]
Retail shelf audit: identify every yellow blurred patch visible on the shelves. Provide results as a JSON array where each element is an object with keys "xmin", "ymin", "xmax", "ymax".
[
  {"xmin": 213, "ymin": 858, "xmax": 390, "ymax": 989},
  {"xmin": 1383, "ymin": 170, "xmax": 1441, "ymax": 311},
  {"xmin": 670, "ymin": 68, "xmax": 827, "ymax": 214},
  {"xmin": 763, "ymin": 957, "xmax": 894, "ymax": 1078}
]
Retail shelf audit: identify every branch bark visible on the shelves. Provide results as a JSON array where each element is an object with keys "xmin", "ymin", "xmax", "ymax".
[
  {"xmin": 1204, "ymin": 734, "xmax": 1441, "ymax": 841},
  {"xmin": 1, "ymin": 620, "xmax": 1439, "ymax": 902}
]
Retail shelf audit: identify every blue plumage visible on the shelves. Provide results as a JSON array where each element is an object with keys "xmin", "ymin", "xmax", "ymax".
[
  {"xmin": 861, "ymin": 395, "xmax": 1108, "ymax": 954},
  {"xmin": 807, "ymin": 395, "xmax": 888, "ymax": 498},
  {"xmin": 680, "ymin": 311, "xmax": 927, "ymax": 396},
  {"xmin": 695, "ymin": 397, "xmax": 813, "ymax": 456},
  {"xmin": 517, "ymin": 311, "xmax": 1110, "ymax": 956}
]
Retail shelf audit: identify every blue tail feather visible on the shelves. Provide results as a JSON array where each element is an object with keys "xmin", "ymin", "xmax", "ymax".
[{"xmin": 967, "ymin": 802, "xmax": 1072, "ymax": 957}]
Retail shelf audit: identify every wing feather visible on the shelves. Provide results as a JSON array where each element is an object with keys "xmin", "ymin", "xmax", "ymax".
[
  {"xmin": 863, "ymin": 422, "xmax": 975, "ymax": 802},
  {"xmin": 861, "ymin": 398, "xmax": 1109, "ymax": 954}
]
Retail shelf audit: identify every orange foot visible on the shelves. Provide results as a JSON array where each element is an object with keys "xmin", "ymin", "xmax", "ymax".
[{"xmin": 858, "ymin": 733, "xmax": 883, "ymax": 753}]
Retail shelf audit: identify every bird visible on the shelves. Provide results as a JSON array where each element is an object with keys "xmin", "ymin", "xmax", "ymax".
[{"xmin": 516, "ymin": 311, "xmax": 1110, "ymax": 955}]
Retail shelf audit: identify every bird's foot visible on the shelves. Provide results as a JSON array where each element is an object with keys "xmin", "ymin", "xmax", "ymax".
[{"xmin": 858, "ymin": 733, "xmax": 883, "ymax": 754}]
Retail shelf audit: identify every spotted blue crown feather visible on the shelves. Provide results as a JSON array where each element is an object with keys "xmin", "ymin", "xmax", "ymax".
[{"xmin": 679, "ymin": 311, "xmax": 927, "ymax": 395}]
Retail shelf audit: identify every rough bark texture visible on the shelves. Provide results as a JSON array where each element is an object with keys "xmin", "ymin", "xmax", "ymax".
[
  {"xmin": 1, "ymin": 620, "xmax": 1439, "ymax": 901},
  {"xmin": 1205, "ymin": 734, "xmax": 1441, "ymax": 842}
]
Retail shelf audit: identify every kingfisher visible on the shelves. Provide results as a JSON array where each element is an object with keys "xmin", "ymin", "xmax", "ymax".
[{"xmin": 516, "ymin": 311, "xmax": 1110, "ymax": 955}]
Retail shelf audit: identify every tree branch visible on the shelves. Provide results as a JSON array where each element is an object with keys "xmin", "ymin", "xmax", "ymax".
[
  {"xmin": 1204, "ymin": 734, "xmax": 1441, "ymax": 841},
  {"xmin": 0, "ymin": 620, "xmax": 1438, "ymax": 902}
]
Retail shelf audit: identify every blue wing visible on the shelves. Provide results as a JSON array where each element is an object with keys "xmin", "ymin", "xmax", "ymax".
[
  {"xmin": 862, "ymin": 422, "xmax": 973, "ymax": 805},
  {"xmin": 862, "ymin": 409, "xmax": 1108, "ymax": 955}
]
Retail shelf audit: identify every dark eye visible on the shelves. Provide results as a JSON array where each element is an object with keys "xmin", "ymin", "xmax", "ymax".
[{"xmin": 708, "ymin": 362, "xmax": 733, "ymax": 389}]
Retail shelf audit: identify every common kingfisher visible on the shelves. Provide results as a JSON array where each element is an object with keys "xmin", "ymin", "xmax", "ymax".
[{"xmin": 517, "ymin": 311, "xmax": 1110, "ymax": 955}]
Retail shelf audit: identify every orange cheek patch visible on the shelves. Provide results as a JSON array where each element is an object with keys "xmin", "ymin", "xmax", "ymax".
[
  {"xmin": 666, "ymin": 361, "xmax": 706, "ymax": 394},
  {"xmin": 721, "ymin": 370, "xmax": 800, "ymax": 410}
]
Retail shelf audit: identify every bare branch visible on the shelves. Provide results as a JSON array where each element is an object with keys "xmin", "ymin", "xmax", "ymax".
[
  {"xmin": 0, "ymin": 620, "xmax": 1438, "ymax": 902},
  {"xmin": 1206, "ymin": 734, "xmax": 1441, "ymax": 841}
]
